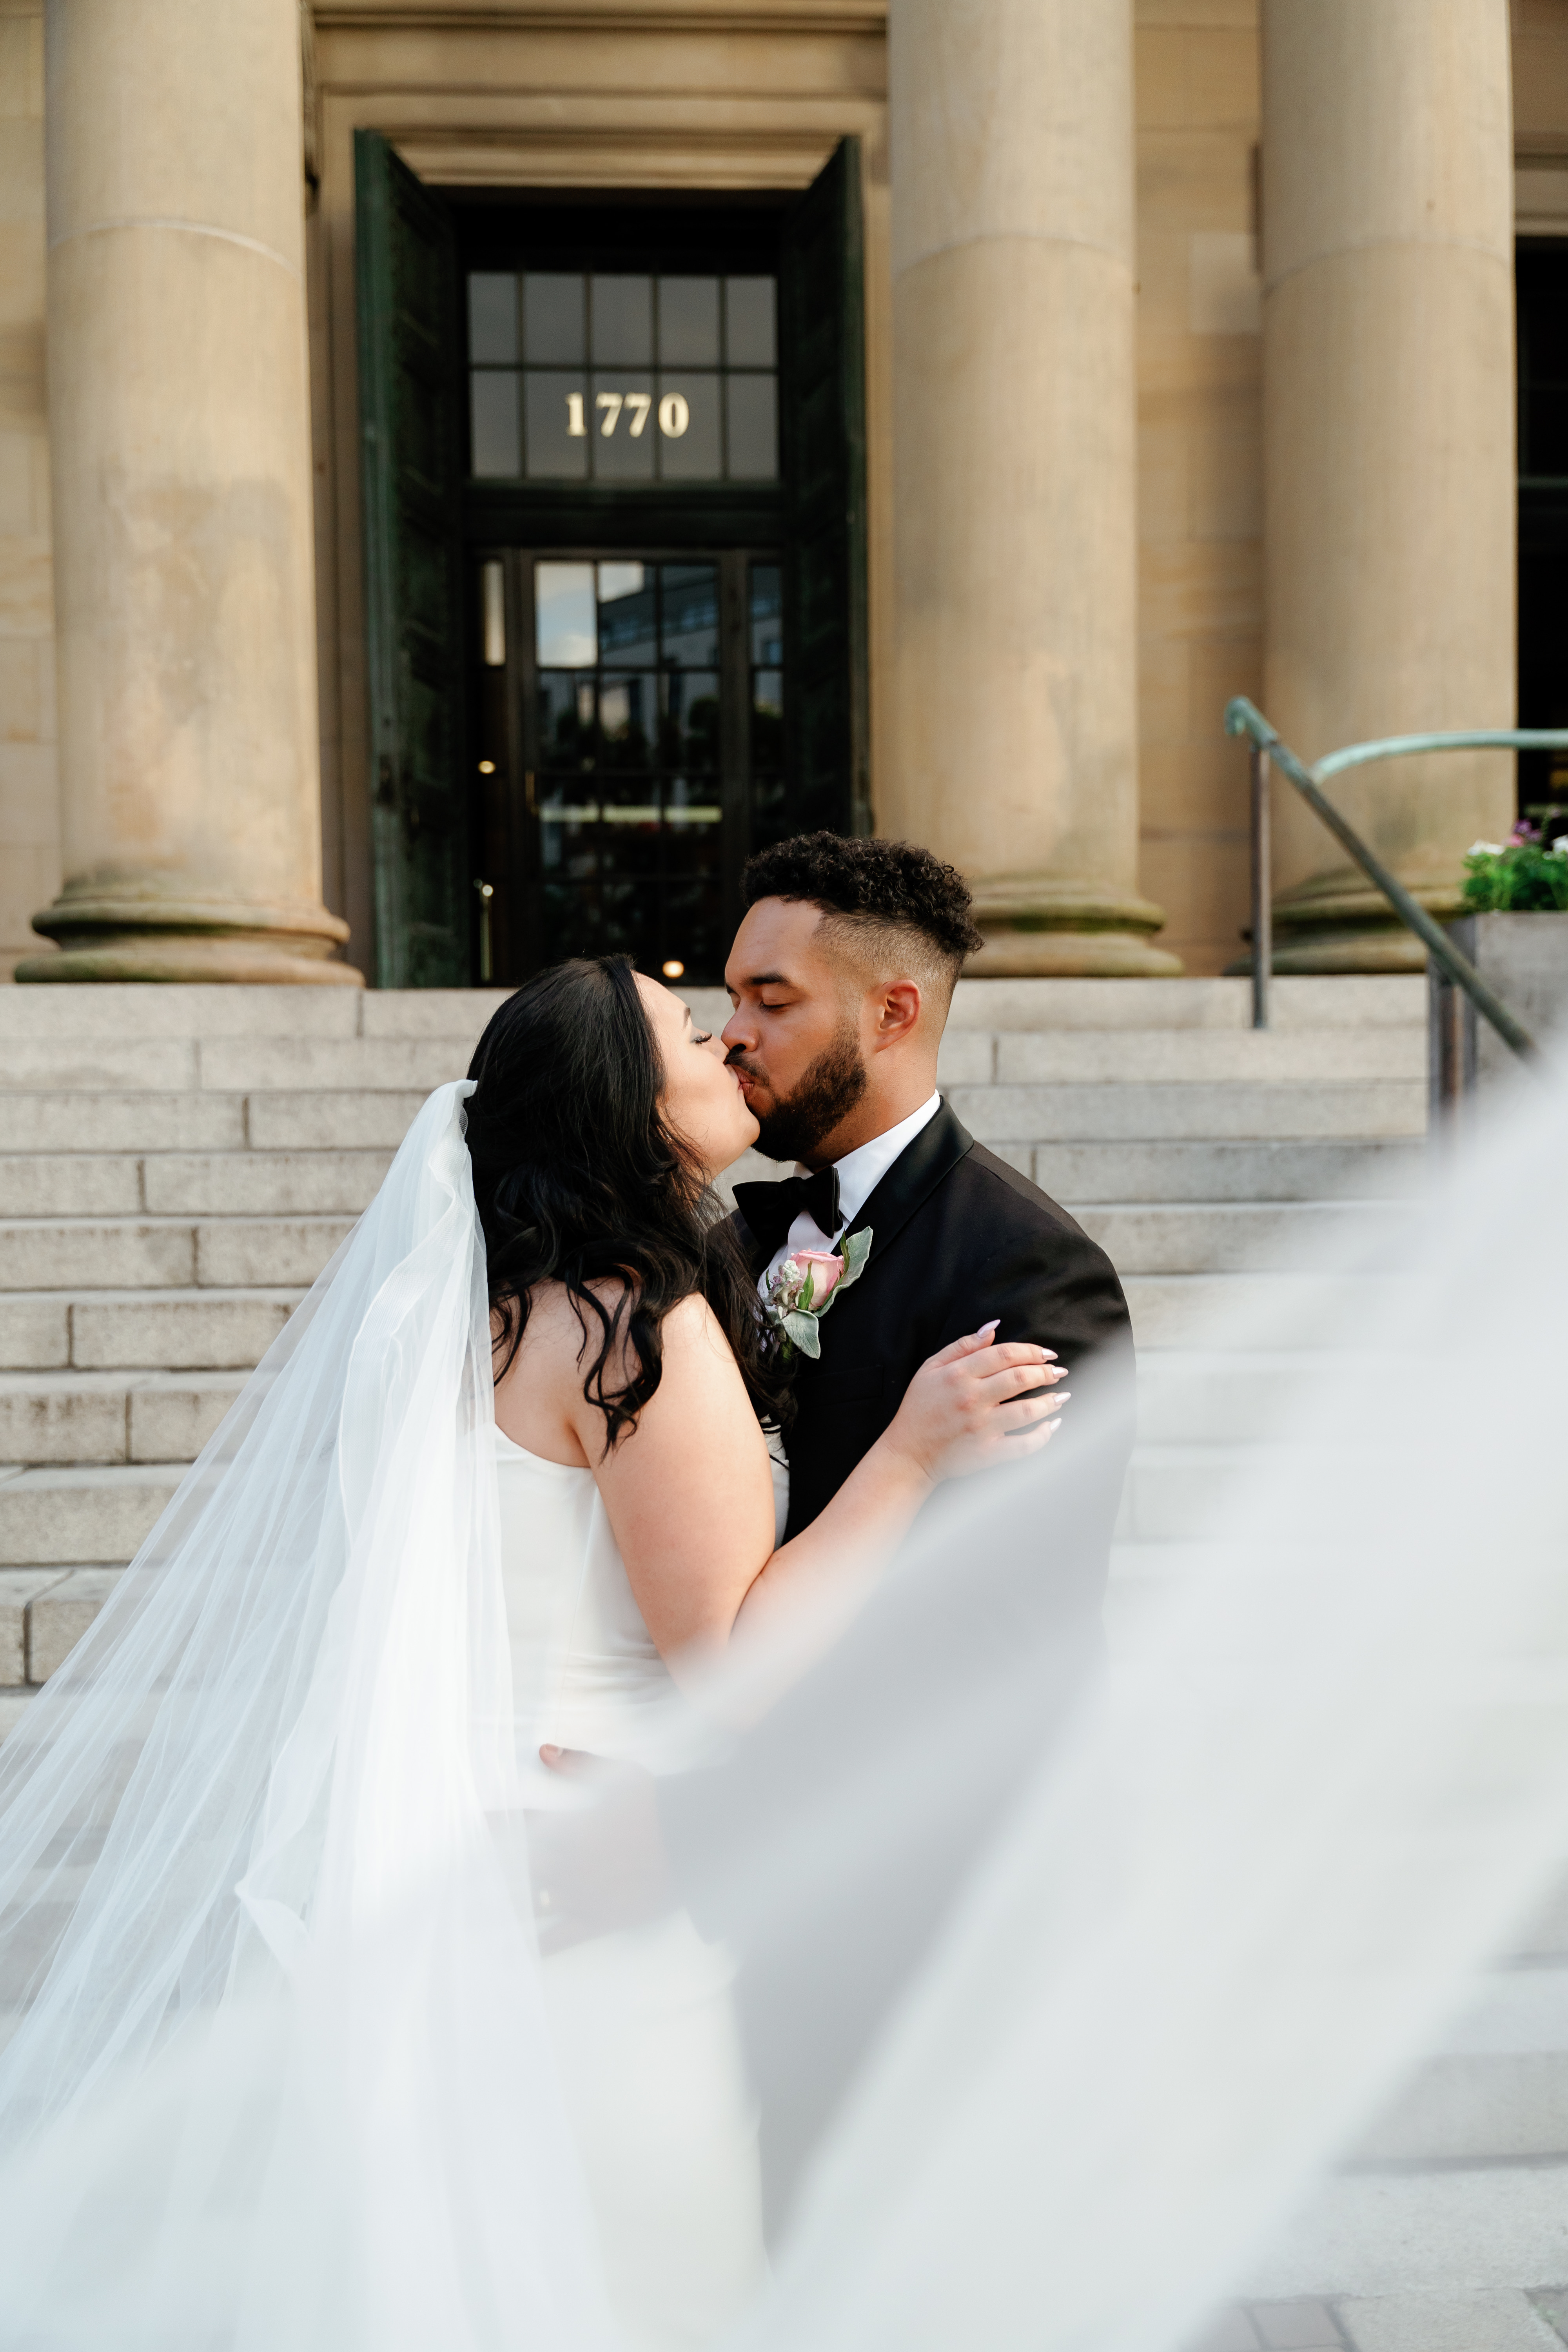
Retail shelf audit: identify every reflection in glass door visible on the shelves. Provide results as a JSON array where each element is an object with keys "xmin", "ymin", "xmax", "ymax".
[{"xmin": 471, "ymin": 552, "xmax": 784, "ymax": 984}]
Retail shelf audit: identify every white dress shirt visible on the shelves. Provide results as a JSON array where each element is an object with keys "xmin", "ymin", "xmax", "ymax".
[{"xmin": 757, "ymin": 1090, "xmax": 943, "ymax": 1302}]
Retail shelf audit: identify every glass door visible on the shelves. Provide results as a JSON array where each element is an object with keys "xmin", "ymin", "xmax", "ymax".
[{"xmin": 471, "ymin": 549, "xmax": 784, "ymax": 985}]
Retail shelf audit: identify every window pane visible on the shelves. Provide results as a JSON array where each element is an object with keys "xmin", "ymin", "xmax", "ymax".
[
  {"xmin": 537, "ymin": 673, "xmax": 597, "ymax": 769},
  {"xmin": 664, "ymin": 775, "xmax": 724, "ymax": 826},
  {"xmin": 590, "ymin": 274, "xmax": 653, "ymax": 366},
  {"xmin": 468, "ymin": 273, "xmax": 517, "ymax": 363},
  {"xmin": 524, "ymin": 372, "xmax": 589, "ymax": 479},
  {"xmin": 589, "ymin": 374, "xmax": 656, "ymax": 481},
  {"xmin": 659, "ymin": 276, "xmax": 719, "ymax": 366},
  {"xmin": 750, "ymin": 774, "xmax": 791, "ymax": 850},
  {"xmin": 753, "ymin": 668, "xmax": 784, "ymax": 766},
  {"xmin": 659, "ymin": 565, "xmax": 720, "ymax": 666},
  {"xmin": 663, "ymin": 882, "xmax": 723, "ymax": 981},
  {"xmin": 535, "ymin": 563, "xmax": 598, "ymax": 667},
  {"xmin": 597, "ymin": 877, "xmax": 644, "ymax": 957},
  {"xmin": 598, "ymin": 565, "xmax": 656, "ymax": 665},
  {"xmin": 597, "ymin": 777, "xmax": 664, "ymax": 877},
  {"xmin": 655, "ymin": 374, "xmax": 721, "ymax": 480},
  {"xmin": 523, "ymin": 274, "xmax": 585, "ymax": 364},
  {"xmin": 662, "ymin": 782, "xmax": 724, "ymax": 871},
  {"xmin": 749, "ymin": 564, "xmax": 783, "ymax": 664},
  {"xmin": 726, "ymin": 374, "xmax": 777, "ymax": 479},
  {"xmin": 726, "ymin": 276, "xmax": 777, "ymax": 367},
  {"xmin": 470, "ymin": 373, "xmax": 520, "ymax": 478},
  {"xmin": 662, "ymin": 670, "xmax": 720, "ymax": 770},
  {"xmin": 600, "ymin": 673, "xmax": 658, "ymax": 768}
]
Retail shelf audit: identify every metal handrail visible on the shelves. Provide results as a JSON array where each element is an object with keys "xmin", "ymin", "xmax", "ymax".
[{"xmin": 1223, "ymin": 697, "xmax": 1552, "ymax": 1062}]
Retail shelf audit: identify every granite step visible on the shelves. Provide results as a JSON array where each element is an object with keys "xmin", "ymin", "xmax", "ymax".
[
  {"xmin": 993, "ymin": 1028, "xmax": 1426, "ymax": 1084},
  {"xmin": 1122, "ymin": 1272, "xmax": 1417, "ymax": 1352},
  {"xmin": 0, "ymin": 1566, "xmax": 125, "ymax": 1684},
  {"xmin": 141, "ymin": 1150, "xmax": 392, "ymax": 1216},
  {"xmin": 0, "ymin": 1218, "xmax": 351, "ymax": 1292},
  {"xmin": 948, "ymin": 1081, "xmax": 1426, "ymax": 1146},
  {"xmin": 1035, "ymin": 1138, "xmax": 1426, "ymax": 1203},
  {"xmin": 0, "ymin": 1466, "xmax": 182, "ymax": 1567},
  {"xmin": 1072, "ymin": 1200, "xmax": 1411, "ymax": 1276},
  {"xmin": 0, "ymin": 1370, "xmax": 248, "ymax": 1464},
  {"xmin": 0, "ymin": 1151, "xmax": 396, "ymax": 1219},
  {"xmin": 0, "ymin": 1289, "xmax": 303, "ymax": 1372},
  {"xmin": 0, "ymin": 980, "xmax": 510, "ymax": 1042}
]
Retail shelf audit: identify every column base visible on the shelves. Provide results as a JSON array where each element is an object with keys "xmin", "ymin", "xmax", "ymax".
[
  {"xmin": 964, "ymin": 877, "xmax": 1184, "ymax": 978},
  {"xmin": 1265, "ymin": 873, "xmax": 1462, "ymax": 976},
  {"xmin": 15, "ymin": 877, "xmax": 363, "ymax": 986}
]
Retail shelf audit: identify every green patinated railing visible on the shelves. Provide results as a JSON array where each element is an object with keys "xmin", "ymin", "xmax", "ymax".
[{"xmin": 1222, "ymin": 697, "xmax": 1566, "ymax": 1062}]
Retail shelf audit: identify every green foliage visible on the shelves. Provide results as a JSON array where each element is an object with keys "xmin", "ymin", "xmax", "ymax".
[{"xmin": 1461, "ymin": 824, "xmax": 1568, "ymax": 913}]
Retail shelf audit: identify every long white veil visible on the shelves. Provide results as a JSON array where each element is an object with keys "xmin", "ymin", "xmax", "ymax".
[
  {"xmin": 0, "ymin": 1066, "xmax": 1563, "ymax": 2349},
  {"xmin": 0, "ymin": 1081, "xmax": 613, "ymax": 2348}
]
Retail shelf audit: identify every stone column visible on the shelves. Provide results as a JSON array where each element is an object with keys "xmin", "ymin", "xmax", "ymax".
[
  {"xmin": 16, "ymin": 0, "xmax": 356, "ymax": 984},
  {"xmin": 1261, "ymin": 0, "xmax": 1516, "ymax": 973},
  {"xmin": 886, "ymin": 0, "xmax": 1177, "ymax": 977}
]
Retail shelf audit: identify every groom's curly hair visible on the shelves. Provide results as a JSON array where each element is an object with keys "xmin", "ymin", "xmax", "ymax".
[
  {"xmin": 465, "ymin": 957, "xmax": 789, "ymax": 1451},
  {"xmin": 742, "ymin": 833, "xmax": 984, "ymax": 1001}
]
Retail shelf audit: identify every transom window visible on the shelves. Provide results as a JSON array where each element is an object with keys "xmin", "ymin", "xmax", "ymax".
[{"xmin": 467, "ymin": 271, "xmax": 778, "ymax": 484}]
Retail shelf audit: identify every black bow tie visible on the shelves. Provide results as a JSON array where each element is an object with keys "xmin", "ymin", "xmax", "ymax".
[{"xmin": 731, "ymin": 1166, "xmax": 841, "ymax": 1260}]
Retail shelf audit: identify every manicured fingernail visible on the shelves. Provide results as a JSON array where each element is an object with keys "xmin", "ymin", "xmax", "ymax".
[
  {"xmin": 1040, "ymin": 1348, "xmax": 1056, "ymax": 1361},
  {"xmin": 978, "ymin": 1318, "xmax": 1000, "ymax": 1335}
]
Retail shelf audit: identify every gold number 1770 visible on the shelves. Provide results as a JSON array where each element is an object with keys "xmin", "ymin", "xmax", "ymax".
[{"xmin": 564, "ymin": 391, "xmax": 654, "ymax": 438}]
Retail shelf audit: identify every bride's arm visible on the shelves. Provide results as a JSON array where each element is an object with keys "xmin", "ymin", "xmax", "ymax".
[{"xmin": 577, "ymin": 1294, "xmax": 1062, "ymax": 1669}]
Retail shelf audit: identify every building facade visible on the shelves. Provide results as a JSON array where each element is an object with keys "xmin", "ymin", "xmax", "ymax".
[{"xmin": 0, "ymin": 0, "xmax": 1559, "ymax": 989}]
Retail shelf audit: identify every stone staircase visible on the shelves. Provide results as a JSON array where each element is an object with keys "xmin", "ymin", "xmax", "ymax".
[{"xmin": 0, "ymin": 973, "xmax": 1428, "ymax": 1730}]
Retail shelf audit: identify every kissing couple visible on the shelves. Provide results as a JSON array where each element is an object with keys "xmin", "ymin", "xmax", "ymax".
[{"xmin": 0, "ymin": 828, "xmax": 1134, "ymax": 2348}]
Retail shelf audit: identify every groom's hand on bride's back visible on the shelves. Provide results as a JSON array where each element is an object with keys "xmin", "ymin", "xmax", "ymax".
[{"xmin": 880, "ymin": 1322, "xmax": 1070, "ymax": 1486}]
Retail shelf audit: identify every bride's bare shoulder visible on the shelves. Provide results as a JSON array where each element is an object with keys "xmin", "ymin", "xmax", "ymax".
[{"xmin": 501, "ymin": 1279, "xmax": 737, "ymax": 1384}]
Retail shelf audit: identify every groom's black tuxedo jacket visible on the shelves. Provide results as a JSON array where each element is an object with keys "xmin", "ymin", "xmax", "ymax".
[
  {"xmin": 731, "ymin": 1099, "xmax": 1134, "ymax": 1550},
  {"xmin": 702, "ymin": 1102, "xmax": 1135, "ymax": 2232}
]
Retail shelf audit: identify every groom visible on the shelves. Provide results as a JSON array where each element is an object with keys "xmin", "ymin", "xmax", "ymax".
[
  {"xmin": 706, "ymin": 832, "xmax": 1136, "ymax": 2229},
  {"xmin": 722, "ymin": 831, "xmax": 1134, "ymax": 1548}
]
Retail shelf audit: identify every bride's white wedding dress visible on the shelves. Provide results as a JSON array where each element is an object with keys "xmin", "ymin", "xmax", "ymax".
[{"xmin": 495, "ymin": 1427, "xmax": 776, "ymax": 2349}]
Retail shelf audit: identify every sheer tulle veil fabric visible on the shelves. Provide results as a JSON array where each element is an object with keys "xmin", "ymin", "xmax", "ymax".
[
  {"xmin": 0, "ymin": 1082, "xmax": 616, "ymax": 2348},
  {"xmin": 0, "ymin": 1070, "xmax": 1564, "ymax": 2351}
]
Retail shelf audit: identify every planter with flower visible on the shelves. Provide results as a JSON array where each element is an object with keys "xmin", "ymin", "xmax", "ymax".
[{"xmin": 1432, "ymin": 814, "xmax": 1568, "ymax": 1102}]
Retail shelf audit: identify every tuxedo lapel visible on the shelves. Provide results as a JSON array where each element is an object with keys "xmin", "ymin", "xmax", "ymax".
[{"xmin": 846, "ymin": 1101, "xmax": 973, "ymax": 1267}]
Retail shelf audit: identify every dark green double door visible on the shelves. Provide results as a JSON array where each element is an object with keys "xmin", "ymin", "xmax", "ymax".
[
  {"xmin": 355, "ymin": 136, "xmax": 869, "ymax": 988},
  {"xmin": 470, "ymin": 548, "xmax": 785, "ymax": 985}
]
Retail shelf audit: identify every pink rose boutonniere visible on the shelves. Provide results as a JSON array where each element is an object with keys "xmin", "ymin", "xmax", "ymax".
[{"xmin": 762, "ymin": 1228, "xmax": 872, "ymax": 1362}]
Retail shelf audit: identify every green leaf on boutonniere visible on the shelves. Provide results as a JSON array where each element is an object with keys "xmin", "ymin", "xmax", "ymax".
[
  {"xmin": 836, "ymin": 1227, "xmax": 872, "ymax": 1289},
  {"xmin": 782, "ymin": 1309, "xmax": 821, "ymax": 1359}
]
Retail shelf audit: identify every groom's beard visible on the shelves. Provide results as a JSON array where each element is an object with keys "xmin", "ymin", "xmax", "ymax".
[{"xmin": 733, "ymin": 1021, "xmax": 869, "ymax": 1166}]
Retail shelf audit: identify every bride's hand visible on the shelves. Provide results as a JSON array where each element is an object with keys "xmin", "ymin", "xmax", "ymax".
[{"xmin": 880, "ymin": 1321, "xmax": 1069, "ymax": 1485}]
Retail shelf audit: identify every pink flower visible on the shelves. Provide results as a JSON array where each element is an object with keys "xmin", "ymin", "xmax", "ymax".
[{"xmin": 791, "ymin": 1249, "xmax": 844, "ymax": 1305}]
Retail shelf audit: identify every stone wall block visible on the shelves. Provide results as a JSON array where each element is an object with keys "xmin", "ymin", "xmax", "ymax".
[{"xmin": 25, "ymin": 1563, "xmax": 122, "ymax": 1677}]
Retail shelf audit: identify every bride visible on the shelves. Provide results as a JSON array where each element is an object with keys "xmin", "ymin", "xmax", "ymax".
[
  {"xmin": 467, "ymin": 954, "xmax": 1063, "ymax": 2346},
  {"xmin": 0, "ymin": 952, "xmax": 1062, "ymax": 2352}
]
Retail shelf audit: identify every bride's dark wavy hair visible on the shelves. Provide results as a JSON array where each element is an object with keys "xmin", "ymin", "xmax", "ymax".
[{"xmin": 464, "ymin": 955, "xmax": 789, "ymax": 1451}]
